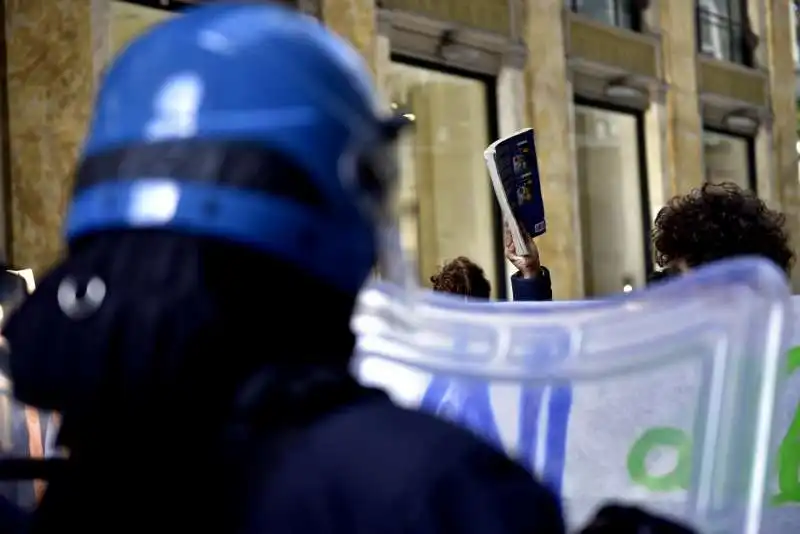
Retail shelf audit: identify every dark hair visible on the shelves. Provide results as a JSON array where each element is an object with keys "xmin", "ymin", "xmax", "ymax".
[
  {"xmin": 652, "ymin": 182, "xmax": 794, "ymax": 273},
  {"xmin": 2, "ymin": 231, "xmax": 365, "ymax": 528},
  {"xmin": 3, "ymin": 231, "xmax": 358, "ymax": 421},
  {"xmin": 430, "ymin": 257, "xmax": 491, "ymax": 299}
]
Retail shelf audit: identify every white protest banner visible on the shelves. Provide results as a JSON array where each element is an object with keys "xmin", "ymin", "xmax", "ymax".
[{"xmin": 354, "ymin": 258, "xmax": 790, "ymax": 533}]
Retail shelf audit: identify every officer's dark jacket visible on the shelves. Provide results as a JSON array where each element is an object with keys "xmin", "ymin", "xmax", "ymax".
[{"xmin": 23, "ymin": 381, "xmax": 566, "ymax": 534}]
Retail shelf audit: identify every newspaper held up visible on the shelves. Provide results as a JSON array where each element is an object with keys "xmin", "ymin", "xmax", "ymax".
[{"xmin": 484, "ymin": 128, "xmax": 545, "ymax": 255}]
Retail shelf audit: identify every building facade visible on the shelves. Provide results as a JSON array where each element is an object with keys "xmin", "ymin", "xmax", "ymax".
[{"xmin": 0, "ymin": 0, "xmax": 797, "ymax": 299}]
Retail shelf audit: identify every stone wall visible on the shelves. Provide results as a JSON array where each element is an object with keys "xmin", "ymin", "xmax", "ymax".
[
  {"xmin": 1, "ymin": 0, "xmax": 798, "ymax": 291},
  {"xmin": 3, "ymin": 0, "xmax": 110, "ymax": 273}
]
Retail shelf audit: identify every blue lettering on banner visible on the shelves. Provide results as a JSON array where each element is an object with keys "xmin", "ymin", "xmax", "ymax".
[
  {"xmin": 518, "ymin": 385, "xmax": 572, "ymax": 495},
  {"xmin": 418, "ymin": 331, "xmax": 503, "ymax": 446},
  {"xmin": 420, "ymin": 377, "xmax": 502, "ymax": 447},
  {"xmin": 421, "ymin": 343, "xmax": 800, "ymax": 506},
  {"xmin": 419, "ymin": 328, "xmax": 574, "ymax": 491},
  {"xmin": 420, "ymin": 380, "xmax": 573, "ymax": 492}
]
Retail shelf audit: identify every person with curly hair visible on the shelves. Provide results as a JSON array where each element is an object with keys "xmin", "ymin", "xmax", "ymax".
[
  {"xmin": 430, "ymin": 243, "xmax": 553, "ymax": 301},
  {"xmin": 430, "ymin": 257, "xmax": 492, "ymax": 299},
  {"xmin": 651, "ymin": 182, "xmax": 794, "ymax": 282}
]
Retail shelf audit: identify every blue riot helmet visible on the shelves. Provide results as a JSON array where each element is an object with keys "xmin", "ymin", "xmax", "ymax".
[{"xmin": 65, "ymin": 3, "xmax": 407, "ymax": 295}]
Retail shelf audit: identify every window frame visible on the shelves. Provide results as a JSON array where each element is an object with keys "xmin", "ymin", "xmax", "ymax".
[
  {"xmin": 695, "ymin": 0, "xmax": 752, "ymax": 67},
  {"xmin": 792, "ymin": 1, "xmax": 800, "ymax": 70},
  {"xmin": 116, "ymin": 0, "xmax": 193, "ymax": 12},
  {"xmin": 568, "ymin": 0, "xmax": 642, "ymax": 32},
  {"xmin": 702, "ymin": 126, "xmax": 757, "ymax": 192},
  {"xmin": 117, "ymin": 0, "xmax": 314, "ymax": 14},
  {"xmin": 0, "ymin": 0, "xmax": 9, "ymax": 263},
  {"xmin": 573, "ymin": 96, "xmax": 654, "ymax": 290},
  {"xmin": 390, "ymin": 54, "xmax": 506, "ymax": 300}
]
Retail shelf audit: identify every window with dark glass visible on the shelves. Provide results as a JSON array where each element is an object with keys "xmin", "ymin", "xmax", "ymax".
[
  {"xmin": 696, "ymin": 0, "xmax": 753, "ymax": 66},
  {"xmin": 568, "ymin": 0, "xmax": 640, "ymax": 31}
]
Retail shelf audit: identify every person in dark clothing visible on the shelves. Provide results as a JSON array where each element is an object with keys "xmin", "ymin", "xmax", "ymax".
[
  {"xmin": 0, "ymin": 269, "xmax": 54, "ymax": 513},
  {"xmin": 505, "ymin": 228, "xmax": 553, "ymax": 301},
  {"xmin": 6, "ymin": 236, "xmax": 570, "ymax": 534},
  {"xmin": 650, "ymin": 182, "xmax": 794, "ymax": 281},
  {"xmin": 0, "ymin": 4, "xmax": 572, "ymax": 534},
  {"xmin": 430, "ymin": 257, "xmax": 492, "ymax": 299}
]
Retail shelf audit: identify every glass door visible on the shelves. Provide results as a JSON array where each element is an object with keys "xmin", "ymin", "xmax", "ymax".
[
  {"xmin": 574, "ymin": 102, "xmax": 651, "ymax": 296},
  {"xmin": 387, "ymin": 58, "xmax": 502, "ymax": 298}
]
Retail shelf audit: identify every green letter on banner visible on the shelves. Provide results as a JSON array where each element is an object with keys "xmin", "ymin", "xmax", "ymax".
[
  {"xmin": 627, "ymin": 426, "xmax": 691, "ymax": 492},
  {"xmin": 772, "ymin": 346, "xmax": 800, "ymax": 505}
]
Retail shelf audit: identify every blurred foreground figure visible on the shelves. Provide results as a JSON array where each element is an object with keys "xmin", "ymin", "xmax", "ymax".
[
  {"xmin": 0, "ymin": 4, "xmax": 693, "ymax": 534},
  {"xmin": 0, "ymin": 269, "xmax": 56, "ymax": 523},
  {"xmin": 1, "ymin": 4, "xmax": 566, "ymax": 534}
]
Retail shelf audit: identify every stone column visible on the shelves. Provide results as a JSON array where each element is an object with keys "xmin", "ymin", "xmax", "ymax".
[
  {"xmin": 523, "ymin": 2, "xmax": 582, "ymax": 299},
  {"xmin": 319, "ymin": 0, "xmax": 376, "ymax": 71},
  {"xmin": 3, "ymin": 0, "xmax": 111, "ymax": 273},
  {"xmin": 658, "ymin": 1, "xmax": 704, "ymax": 197},
  {"xmin": 373, "ymin": 12, "xmax": 393, "ymax": 99},
  {"xmin": 497, "ymin": 64, "xmax": 528, "ymax": 296},
  {"xmin": 762, "ymin": 0, "xmax": 800, "ymax": 288},
  {"xmin": 746, "ymin": 0, "xmax": 779, "ymax": 209}
]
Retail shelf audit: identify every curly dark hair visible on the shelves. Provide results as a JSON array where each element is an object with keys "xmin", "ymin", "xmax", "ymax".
[
  {"xmin": 652, "ymin": 182, "xmax": 794, "ymax": 273},
  {"xmin": 430, "ymin": 256, "xmax": 491, "ymax": 299}
]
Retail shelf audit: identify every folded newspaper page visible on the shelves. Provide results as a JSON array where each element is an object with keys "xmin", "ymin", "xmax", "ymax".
[{"xmin": 484, "ymin": 128, "xmax": 546, "ymax": 255}]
